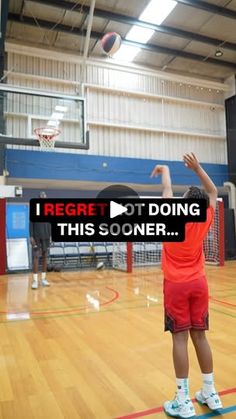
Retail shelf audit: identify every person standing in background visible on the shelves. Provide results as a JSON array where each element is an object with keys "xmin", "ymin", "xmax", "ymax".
[{"xmin": 30, "ymin": 191, "xmax": 51, "ymax": 289}]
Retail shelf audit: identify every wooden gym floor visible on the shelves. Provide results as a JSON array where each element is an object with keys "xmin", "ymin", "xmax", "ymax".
[{"xmin": 0, "ymin": 262, "xmax": 235, "ymax": 419}]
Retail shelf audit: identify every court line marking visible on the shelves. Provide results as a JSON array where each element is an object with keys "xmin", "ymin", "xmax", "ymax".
[
  {"xmin": 0, "ymin": 291, "xmax": 142, "ymax": 314},
  {"xmin": 209, "ymin": 296, "xmax": 236, "ymax": 308},
  {"xmin": 197, "ymin": 405, "xmax": 236, "ymax": 418},
  {"xmin": 0, "ymin": 281, "xmax": 160, "ymax": 318},
  {"xmin": 0, "ymin": 286, "xmax": 120, "ymax": 316},
  {"xmin": 0, "ymin": 303, "xmax": 152, "ymax": 323},
  {"xmin": 211, "ymin": 308, "xmax": 236, "ymax": 319},
  {"xmin": 115, "ymin": 387, "xmax": 236, "ymax": 419}
]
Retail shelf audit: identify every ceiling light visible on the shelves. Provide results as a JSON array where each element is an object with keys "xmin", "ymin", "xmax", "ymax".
[
  {"xmin": 126, "ymin": 26, "xmax": 154, "ymax": 44},
  {"xmin": 140, "ymin": 0, "xmax": 177, "ymax": 25},
  {"xmin": 215, "ymin": 49, "xmax": 223, "ymax": 57}
]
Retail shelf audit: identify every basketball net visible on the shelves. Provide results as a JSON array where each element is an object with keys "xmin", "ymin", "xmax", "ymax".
[{"xmin": 34, "ymin": 127, "xmax": 61, "ymax": 150}]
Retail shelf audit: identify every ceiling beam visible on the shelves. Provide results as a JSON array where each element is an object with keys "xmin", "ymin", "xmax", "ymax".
[
  {"xmin": 175, "ymin": 0, "xmax": 236, "ymax": 20},
  {"xmin": 0, "ymin": 0, "xmax": 9, "ymax": 48},
  {"xmin": 8, "ymin": 12, "xmax": 236, "ymax": 70},
  {"xmin": 27, "ymin": 0, "xmax": 236, "ymax": 52},
  {"xmin": 29, "ymin": 0, "xmax": 236, "ymax": 20}
]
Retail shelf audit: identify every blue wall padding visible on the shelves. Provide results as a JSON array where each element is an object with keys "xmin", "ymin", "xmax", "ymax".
[{"xmin": 5, "ymin": 149, "xmax": 228, "ymax": 186}]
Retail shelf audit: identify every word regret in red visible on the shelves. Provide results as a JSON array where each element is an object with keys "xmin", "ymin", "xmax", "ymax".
[{"xmin": 40, "ymin": 202, "xmax": 108, "ymax": 217}]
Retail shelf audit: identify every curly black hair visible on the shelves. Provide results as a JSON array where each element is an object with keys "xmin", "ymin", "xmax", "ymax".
[{"xmin": 184, "ymin": 186, "xmax": 210, "ymax": 208}]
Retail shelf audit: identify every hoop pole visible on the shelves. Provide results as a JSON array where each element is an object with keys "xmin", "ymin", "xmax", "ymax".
[
  {"xmin": 218, "ymin": 200, "xmax": 225, "ymax": 266},
  {"xmin": 127, "ymin": 242, "xmax": 132, "ymax": 273},
  {"xmin": 0, "ymin": 199, "xmax": 6, "ymax": 275}
]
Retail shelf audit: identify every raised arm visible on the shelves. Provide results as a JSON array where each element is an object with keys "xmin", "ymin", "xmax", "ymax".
[
  {"xmin": 150, "ymin": 165, "xmax": 173, "ymax": 198},
  {"xmin": 183, "ymin": 153, "xmax": 217, "ymax": 209}
]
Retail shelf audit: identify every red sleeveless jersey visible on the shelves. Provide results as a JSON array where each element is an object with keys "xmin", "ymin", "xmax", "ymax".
[{"xmin": 162, "ymin": 206, "xmax": 214, "ymax": 283}]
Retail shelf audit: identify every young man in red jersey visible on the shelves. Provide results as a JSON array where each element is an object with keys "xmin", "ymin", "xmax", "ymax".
[{"xmin": 151, "ymin": 153, "xmax": 222, "ymax": 418}]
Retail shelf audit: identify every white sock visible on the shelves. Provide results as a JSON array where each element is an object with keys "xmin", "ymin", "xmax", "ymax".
[
  {"xmin": 176, "ymin": 378, "xmax": 190, "ymax": 401},
  {"xmin": 41, "ymin": 272, "xmax": 46, "ymax": 280},
  {"xmin": 33, "ymin": 274, "xmax": 38, "ymax": 282},
  {"xmin": 202, "ymin": 373, "xmax": 216, "ymax": 395}
]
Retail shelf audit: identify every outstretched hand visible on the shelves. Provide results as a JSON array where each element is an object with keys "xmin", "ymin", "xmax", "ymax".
[
  {"xmin": 150, "ymin": 164, "xmax": 172, "ymax": 197},
  {"xmin": 183, "ymin": 153, "xmax": 200, "ymax": 171}
]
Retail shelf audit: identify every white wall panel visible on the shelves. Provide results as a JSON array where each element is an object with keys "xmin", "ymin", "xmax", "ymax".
[
  {"xmin": 5, "ymin": 49, "xmax": 228, "ymax": 164},
  {"xmin": 87, "ymin": 88, "xmax": 225, "ymax": 139},
  {"xmin": 7, "ymin": 74, "xmax": 77, "ymax": 94},
  {"xmin": 88, "ymin": 126, "xmax": 226, "ymax": 164},
  {"xmin": 86, "ymin": 65, "xmax": 224, "ymax": 104}
]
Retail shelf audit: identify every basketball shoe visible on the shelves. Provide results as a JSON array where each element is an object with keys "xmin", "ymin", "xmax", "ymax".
[
  {"xmin": 164, "ymin": 395, "xmax": 196, "ymax": 418},
  {"xmin": 31, "ymin": 280, "xmax": 38, "ymax": 290},
  {"xmin": 41, "ymin": 278, "xmax": 50, "ymax": 287},
  {"xmin": 195, "ymin": 390, "xmax": 222, "ymax": 410}
]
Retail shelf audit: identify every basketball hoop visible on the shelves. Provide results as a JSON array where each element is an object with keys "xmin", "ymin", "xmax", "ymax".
[{"xmin": 34, "ymin": 127, "xmax": 61, "ymax": 150}]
